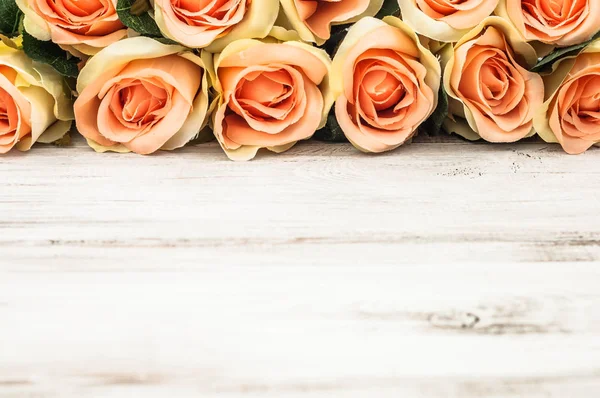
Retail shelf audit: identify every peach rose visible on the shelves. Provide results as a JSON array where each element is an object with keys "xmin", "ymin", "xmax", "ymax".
[
  {"xmin": 330, "ymin": 16, "xmax": 440, "ymax": 153},
  {"xmin": 280, "ymin": 0, "xmax": 383, "ymax": 44},
  {"xmin": 496, "ymin": 0, "xmax": 600, "ymax": 47},
  {"xmin": 534, "ymin": 40, "xmax": 600, "ymax": 154},
  {"xmin": 16, "ymin": 0, "xmax": 127, "ymax": 55},
  {"xmin": 74, "ymin": 37, "xmax": 210, "ymax": 154},
  {"xmin": 0, "ymin": 35, "xmax": 73, "ymax": 154},
  {"xmin": 399, "ymin": 0, "xmax": 498, "ymax": 42},
  {"xmin": 442, "ymin": 17, "xmax": 544, "ymax": 142},
  {"xmin": 209, "ymin": 31, "xmax": 332, "ymax": 160},
  {"xmin": 154, "ymin": 0, "xmax": 279, "ymax": 52}
]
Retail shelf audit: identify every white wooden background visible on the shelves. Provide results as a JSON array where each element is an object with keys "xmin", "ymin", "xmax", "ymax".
[{"xmin": 1, "ymin": 136, "xmax": 599, "ymax": 397}]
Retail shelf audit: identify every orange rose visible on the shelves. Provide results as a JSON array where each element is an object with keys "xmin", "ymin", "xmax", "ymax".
[
  {"xmin": 497, "ymin": 0, "xmax": 600, "ymax": 47},
  {"xmin": 534, "ymin": 41, "xmax": 600, "ymax": 154},
  {"xmin": 280, "ymin": 0, "xmax": 383, "ymax": 44},
  {"xmin": 330, "ymin": 16, "xmax": 440, "ymax": 153},
  {"xmin": 210, "ymin": 33, "xmax": 332, "ymax": 160},
  {"xmin": 74, "ymin": 37, "xmax": 210, "ymax": 154},
  {"xmin": 442, "ymin": 17, "xmax": 544, "ymax": 142},
  {"xmin": 16, "ymin": 0, "xmax": 127, "ymax": 55},
  {"xmin": 399, "ymin": 0, "xmax": 499, "ymax": 41},
  {"xmin": 154, "ymin": 0, "xmax": 279, "ymax": 52},
  {"xmin": 0, "ymin": 35, "xmax": 73, "ymax": 154}
]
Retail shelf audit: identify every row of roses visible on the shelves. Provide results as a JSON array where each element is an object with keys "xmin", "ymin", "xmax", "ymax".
[
  {"xmin": 2, "ymin": 14, "xmax": 599, "ymax": 158},
  {"xmin": 1, "ymin": 0, "xmax": 599, "ymax": 158},
  {"xmin": 3, "ymin": 16, "xmax": 439, "ymax": 159},
  {"xmin": 13, "ymin": 0, "xmax": 600, "ymax": 54}
]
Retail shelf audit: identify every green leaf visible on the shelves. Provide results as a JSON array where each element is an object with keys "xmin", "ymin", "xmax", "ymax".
[
  {"xmin": 22, "ymin": 31, "xmax": 80, "ymax": 77},
  {"xmin": 117, "ymin": 0, "xmax": 163, "ymax": 37},
  {"xmin": 313, "ymin": 109, "xmax": 349, "ymax": 143},
  {"xmin": 154, "ymin": 36, "xmax": 178, "ymax": 45},
  {"xmin": 0, "ymin": 0, "xmax": 22, "ymax": 37},
  {"xmin": 532, "ymin": 30, "xmax": 600, "ymax": 72},
  {"xmin": 375, "ymin": 0, "xmax": 400, "ymax": 19},
  {"xmin": 419, "ymin": 82, "xmax": 448, "ymax": 136}
]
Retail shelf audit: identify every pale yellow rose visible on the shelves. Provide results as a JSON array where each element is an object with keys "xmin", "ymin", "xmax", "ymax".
[
  {"xmin": 399, "ymin": 0, "xmax": 498, "ymax": 42},
  {"xmin": 279, "ymin": 0, "xmax": 384, "ymax": 45},
  {"xmin": 0, "ymin": 35, "xmax": 73, "ymax": 154},
  {"xmin": 442, "ymin": 17, "xmax": 544, "ymax": 142},
  {"xmin": 496, "ymin": 0, "xmax": 600, "ymax": 47},
  {"xmin": 209, "ymin": 29, "xmax": 332, "ymax": 160},
  {"xmin": 153, "ymin": 0, "xmax": 279, "ymax": 52},
  {"xmin": 330, "ymin": 16, "xmax": 440, "ymax": 153},
  {"xmin": 74, "ymin": 37, "xmax": 211, "ymax": 154},
  {"xmin": 534, "ymin": 40, "xmax": 600, "ymax": 154},
  {"xmin": 16, "ymin": 0, "xmax": 127, "ymax": 56}
]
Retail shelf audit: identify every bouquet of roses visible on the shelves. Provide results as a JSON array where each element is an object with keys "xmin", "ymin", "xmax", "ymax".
[{"xmin": 0, "ymin": 0, "xmax": 598, "ymax": 159}]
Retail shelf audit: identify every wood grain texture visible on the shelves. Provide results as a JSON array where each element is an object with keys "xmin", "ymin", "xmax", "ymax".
[
  {"xmin": 1, "ymin": 265, "xmax": 600, "ymax": 397},
  {"xmin": 0, "ymin": 137, "xmax": 599, "ymax": 267},
  {"xmin": 1, "ymin": 137, "xmax": 599, "ymax": 397}
]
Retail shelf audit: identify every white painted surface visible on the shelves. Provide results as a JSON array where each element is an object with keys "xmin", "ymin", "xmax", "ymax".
[
  {"xmin": 1, "ymin": 138, "xmax": 599, "ymax": 397},
  {"xmin": 1, "ymin": 138, "xmax": 600, "ymax": 267}
]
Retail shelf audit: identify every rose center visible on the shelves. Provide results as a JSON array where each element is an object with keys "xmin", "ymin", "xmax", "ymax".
[
  {"xmin": 361, "ymin": 69, "xmax": 405, "ymax": 111},
  {"xmin": 170, "ymin": 0, "xmax": 246, "ymax": 26},
  {"xmin": 46, "ymin": 0, "xmax": 113, "ymax": 23},
  {"xmin": 480, "ymin": 60, "xmax": 512, "ymax": 100},
  {"xmin": 572, "ymin": 75, "xmax": 600, "ymax": 123},
  {"xmin": 521, "ymin": 0, "xmax": 587, "ymax": 27},
  {"xmin": 350, "ymin": 51, "xmax": 428, "ymax": 131},
  {"xmin": 459, "ymin": 45, "xmax": 526, "ymax": 114},
  {"xmin": 234, "ymin": 70, "xmax": 295, "ymax": 121},
  {"xmin": 112, "ymin": 80, "xmax": 169, "ymax": 127},
  {"xmin": 0, "ymin": 87, "xmax": 17, "ymax": 136},
  {"xmin": 59, "ymin": 0, "xmax": 104, "ymax": 16}
]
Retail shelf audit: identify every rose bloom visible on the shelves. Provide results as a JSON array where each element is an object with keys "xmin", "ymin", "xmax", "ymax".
[
  {"xmin": 74, "ymin": 37, "xmax": 210, "ymax": 154},
  {"xmin": 399, "ymin": 0, "xmax": 498, "ymax": 42},
  {"xmin": 0, "ymin": 35, "xmax": 73, "ymax": 154},
  {"xmin": 442, "ymin": 17, "xmax": 544, "ymax": 142},
  {"xmin": 154, "ymin": 0, "xmax": 279, "ymax": 52},
  {"xmin": 16, "ymin": 0, "xmax": 127, "ymax": 55},
  {"xmin": 496, "ymin": 0, "xmax": 599, "ymax": 46},
  {"xmin": 280, "ymin": 0, "xmax": 383, "ymax": 44},
  {"xmin": 534, "ymin": 41, "xmax": 600, "ymax": 154},
  {"xmin": 330, "ymin": 16, "xmax": 440, "ymax": 153},
  {"xmin": 210, "ymin": 32, "xmax": 332, "ymax": 160}
]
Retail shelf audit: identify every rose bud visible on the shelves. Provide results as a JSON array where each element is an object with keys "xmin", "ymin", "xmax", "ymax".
[
  {"xmin": 330, "ymin": 16, "xmax": 440, "ymax": 153},
  {"xmin": 279, "ymin": 0, "xmax": 384, "ymax": 44},
  {"xmin": 209, "ymin": 31, "xmax": 332, "ymax": 160},
  {"xmin": 442, "ymin": 16, "xmax": 544, "ymax": 142},
  {"xmin": 154, "ymin": 0, "xmax": 279, "ymax": 52},
  {"xmin": 74, "ymin": 37, "xmax": 210, "ymax": 154},
  {"xmin": 496, "ymin": 0, "xmax": 600, "ymax": 47},
  {"xmin": 16, "ymin": 0, "xmax": 127, "ymax": 56},
  {"xmin": 0, "ymin": 35, "xmax": 73, "ymax": 154},
  {"xmin": 398, "ymin": 0, "xmax": 499, "ymax": 42},
  {"xmin": 534, "ymin": 40, "xmax": 600, "ymax": 154}
]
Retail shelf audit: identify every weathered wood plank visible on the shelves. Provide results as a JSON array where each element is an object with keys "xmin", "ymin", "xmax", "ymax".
[
  {"xmin": 1, "ymin": 264, "xmax": 599, "ymax": 397},
  {"xmin": 1, "ymin": 139, "xmax": 599, "ymax": 397},
  {"xmin": 0, "ymin": 139, "xmax": 598, "ymax": 267}
]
